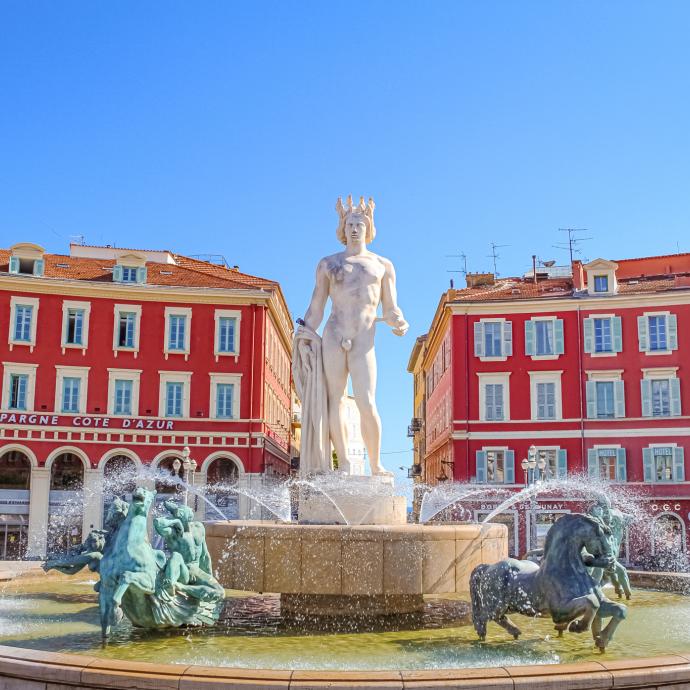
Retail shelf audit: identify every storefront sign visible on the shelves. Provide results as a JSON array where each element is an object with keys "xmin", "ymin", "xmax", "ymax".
[
  {"xmin": 651, "ymin": 503, "xmax": 682, "ymax": 512},
  {"xmin": 0, "ymin": 413, "xmax": 175, "ymax": 430}
]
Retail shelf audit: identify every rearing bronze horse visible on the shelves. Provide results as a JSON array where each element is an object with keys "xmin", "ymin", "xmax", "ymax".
[{"xmin": 470, "ymin": 513, "xmax": 627, "ymax": 651}]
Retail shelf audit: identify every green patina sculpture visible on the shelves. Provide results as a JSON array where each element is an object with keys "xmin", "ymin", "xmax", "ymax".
[
  {"xmin": 588, "ymin": 496, "xmax": 633, "ymax": 600},
  {"xmin": 470, "ymin": 512, "xmax": 627, "ymax": 652},
  {"xmin": 44, "ymin": 487, "xmax": 224, "ymax": 640}
]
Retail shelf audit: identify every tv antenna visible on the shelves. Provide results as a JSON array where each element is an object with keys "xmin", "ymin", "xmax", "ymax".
[
  {"xmin": 554, "ymin": 228, "xmax": 592, "ymax": 264},
  {"xmin": 488, "ymin": 242, "xmax": 509, "ymax": 276},
  {"xmin": 446, "ymin": 251, "xmax": 468, "ymax": 277}
]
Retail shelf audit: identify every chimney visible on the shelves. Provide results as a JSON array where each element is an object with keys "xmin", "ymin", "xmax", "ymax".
[
  {"xmin": 466, "ymin": 272, "xmax": 495, "ymax": 288},
  {"xmin": 572, "ymin": 260, "xmax": 584, "ymax": 290}
]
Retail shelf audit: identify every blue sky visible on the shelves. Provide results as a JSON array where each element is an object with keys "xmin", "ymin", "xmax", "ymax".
[{"xmin": 2, "ymin": 1, "xmax": 690, "ymax": 481}]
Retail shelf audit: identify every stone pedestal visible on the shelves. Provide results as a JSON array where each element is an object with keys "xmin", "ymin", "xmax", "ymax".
[
  {"xmin": 281, "ymin": 593, "xmax": 424, "ymax": 617},
  {"xmin": 82, "ymin": 468, "xmax": 104, "ymax": 534},
  {"xmin": 26, "ymin": 467, "xmax": 50, "ymax": 559},
  {"xmin": 298, "ymin": 475, "xmax": 407, "ymax": 525}
]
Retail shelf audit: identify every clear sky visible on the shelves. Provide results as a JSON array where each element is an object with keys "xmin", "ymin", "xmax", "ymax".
[{"xmin": 2, "ymin": 1, "xmax": 690, "ymax": 483}]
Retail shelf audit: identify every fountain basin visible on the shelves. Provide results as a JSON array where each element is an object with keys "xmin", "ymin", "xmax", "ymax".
[{"xmin": 205, "ymin": 521, "xmax": 508, "ymax": 615}]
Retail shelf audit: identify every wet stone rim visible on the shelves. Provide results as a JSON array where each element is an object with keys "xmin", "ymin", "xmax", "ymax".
[{"xmin": 2, "ymin": 645, "xmax": 690, "ymax": 690}]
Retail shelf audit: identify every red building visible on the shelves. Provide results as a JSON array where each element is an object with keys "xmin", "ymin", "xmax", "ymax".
[
  {"xmin": 409, "ymin": 253, "xmax": 690, "ymax": 563},
  {"xmin": 0, "ymin": 242, "xmax": 293, "ymax": 559}
]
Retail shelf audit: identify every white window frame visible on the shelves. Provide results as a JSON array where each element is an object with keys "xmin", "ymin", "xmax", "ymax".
[
  {"xmin": 642, "ymin": 367, "xmax": 680, "ymax": 418},
  {"xmin": 639, "ymin": 311, "xmax": 675, "ymax": 356},
  {"xmin": 1, "ymin": 362, "xmax": 38, "ymax": 411},
  {"xmin": 590, "ymin": 314, "xmax": 617, "ymax": 357},
  {"xmin": 209, "ymin": 373, "xmax": 242, "ymax": 420},
  {"xmin": 61, "ymin": 300, "xmax": 91, "ymax": 354},
  {"xmin": 113, "ymin": 304, "xmax": 143, "ymax": 357},
  {"xmin": 214, "ymin": 309, "xmax": 242, "ymax": 362},
  {"xmin": 648, "ymin": 443, "xmax": 679, "ymax": 483},
  {"xmin": 528, "ymin": 371, "xmax": 563, "ymax": 421},
  {"xmin": 585, "ymin": 370, "xmax": 625, "ymax": 419},
  {"xmin": 591, "ymin": 444, "xmax": 623, "ymax": 482},
  {"xmin": 477, "ymin": 372, "xmax": 511, "ymax": 422},
  {"xmin": 158, "ymin": 371, "xmax": 192, "ymax": 419},
  {"xmin": 584, "ymin": 259, "xmax": 618, "ymax": 296},
  {"xmin": 475, "ymin": 318, "xmax": 511, "ymax": 361},
  {"xmin": 529, "ymin": 316, "xmax": 560, "ymax": 361},
  {"xmin": 8, "ymin": 296, "xmax": 40, "ymax": 352},
  {"xmin": 54, "ymin": 365, "xmax": 90, "ymax": 415},
  {"xmin": 163, "ymin": 307, "xmax": 192, "ymax": 361},
  {"xmin": 107, "ymin": 368, "xmax": 142, "ymax": 416}
]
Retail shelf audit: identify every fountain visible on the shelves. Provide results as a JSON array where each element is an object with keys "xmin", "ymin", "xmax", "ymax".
[{"xmin": 1, "ymin": 198, "xmax": 690, "ymax": 689}]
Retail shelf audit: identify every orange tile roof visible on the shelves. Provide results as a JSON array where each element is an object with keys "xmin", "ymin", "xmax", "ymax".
[{"xmin": 0, "ymin": 249, "xmax": 279, "ymax": 292}]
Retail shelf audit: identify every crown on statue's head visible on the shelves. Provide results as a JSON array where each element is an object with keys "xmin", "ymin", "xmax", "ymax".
[{"xmin": 335, "ymin": 195, "xmax": 376, "ymax": 245}]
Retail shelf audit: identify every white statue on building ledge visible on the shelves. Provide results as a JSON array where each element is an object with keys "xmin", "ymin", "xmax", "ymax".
[{"xmin": 293, "ymin": 196, "xmax": 408, "ymax": 477}]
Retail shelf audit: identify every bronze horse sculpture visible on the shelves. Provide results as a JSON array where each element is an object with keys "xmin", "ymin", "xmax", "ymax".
[{"xmin": 470, "ymin": 513, "xmax": 627, "ymax": 651}]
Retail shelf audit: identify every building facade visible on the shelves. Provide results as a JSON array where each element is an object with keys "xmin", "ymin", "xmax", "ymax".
[
  {"xmin": 411, "ymin": 253, "xmax": 690, "ymax": 562},
  {"xmin": 0, "ymin": 242, "xmax": 293, "ymax": 559}
]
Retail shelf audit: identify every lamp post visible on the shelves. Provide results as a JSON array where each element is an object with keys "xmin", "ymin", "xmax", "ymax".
[
  {"xmin": 172, "ymin": 447, "xmax": 197, "ymax": 508},
  {"xmin": 521, "ymin": 445, "xmax": 544, "ymax": 551}
]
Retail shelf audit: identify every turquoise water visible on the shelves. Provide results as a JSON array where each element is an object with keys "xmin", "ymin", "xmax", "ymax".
[{"xmin": 0, "ymin": 574, "xmax": 688, "ymax": 670}]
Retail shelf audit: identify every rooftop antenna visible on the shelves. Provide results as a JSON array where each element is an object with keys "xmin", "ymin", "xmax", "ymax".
[
  {"xmin": 446, "ymin": 250, "xmax": 468, "ymax": 277},
  {"xmin": 69, "ymin": 234, "xmax": 85, "ymax": 246},
  {"xmin": 488, "ymin": 242, "xmax": 509, "ymax": 276},
  {"xmin": 554, "ymin": 228, "xmax": 592, "ymax": 264}
]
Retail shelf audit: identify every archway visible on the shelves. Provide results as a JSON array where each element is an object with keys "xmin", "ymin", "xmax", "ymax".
[
  {"xmin": 102, "ymin": 454, "xmax": 138, "ymax": 523},
  {"xmin": 205, "ymin": 456, "xmax": 240, "ymax": 519},
  {"xmin": 48, "ymin": 451, "xmax": 85, "ymax": 554},
  {"xmin": 0, "ymin": 450, "xmax": 31, "ymax": 559},
  {"xmin": 652, "ymin": 512, "xmax": 686, "ymax": 565}
]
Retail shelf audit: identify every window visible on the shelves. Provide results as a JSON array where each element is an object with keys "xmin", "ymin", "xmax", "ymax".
[
  {"xmin": 62, "ymin": 377, "xmax": 81, "ymax": 413},
  {"xmin": 164, "ymin": 307, "xmax": 192, "ymax": 358},
  {"xmin": 585, "ymin": 373, "xmax": 625, "ymax": 419},
  {"xmin": 638, "ymin": 313, "xmax": 678, "ymax": 354},
  {"xmin": 158, "ymin": 371, "xmax": 192, "ymax": 418},
  {"xmin": 485, "ymin": 383, "xmax": 504, "ymax": 421},
  {"xmin": 474, "ymin": 320, "xmax": 512, "ymax": 360},
  {"xmin": 165, "ymin": 382, "xmax": 183, "ymax": 417},
  {"xmin": 641, "ymin": 370, "xmax": 681, "ymax": 417},
  {"xmin": 54, "ymin": 366, "xmax": 89, "ymax": 415},
  {"xmin": 596, "ymin": 381, "xmax": 615, "ymax": 418},
  {"xmin": 476, "ymin": 449, "xmax": 515, "ymax": 484},
  {"xmin": 218, "ymin": 317, "xmax": 236, "ymax": 353},
  {"xmin": 594, "ymin": 275, "xmax": 609, "ymax": 293},
  {"xmin": 1, "ymin": 363, "xmax": 38, "ymax": 411},
  {"xmin": 536, "ymin": 382, "xmax": 556, "ymax": 420},
  {"xmin": 588, "ymin": 447, "xmax": 626, "ymax": 482},
  {"xmin": 534, "ymin": 448, "xmax": 568, "ymax": 479},
  {"xmin": 13, "ymin": 305, "xmax": 33, "ymax": 342},
  {"xmin": 529, "ymin": 371, "xmax": 563, "ymax": 421},
  {"xmin": 8, "ymin": 243, "xmax": 45, "ymax": 276},
  {"xmin": 107, "ymin": 369, "xmax": 141, "ymax": 416},
  {"xmin": 583, "ymin": 316, "xmax": 622, "ymax": 355},
  {"xmin": 113, "ymin": 304, "xmax": 142, "ymax": 355},
  {"xmin": 8, "ymin": 374, "xmax": 28, "ymax": 410},
  {"xmin": 643, "ymin": 446, "xmax": 685, "ymax": 483},
  {"xmin": 66, "ymin": 309, "xmax": 84, "ymax": 345},
  {"xmin": 209, "ymin": 373, "xmax": 242, "ymax": 420},
  {"xmin": 168, "ymin": 315, "xmax": 186, "ymax": 350},
  {"xmin": 121, "ymin": 267, "xmax": 138, "ymax": 283},
  {"xmin": 525, "ymin": 318, "xmax": 565, "ymax": 358},
  {"xmin": 216, "ymin": 383, "xmax": 234, "ymax": 418},
  {"xmin": 114, "ymin": 380, "xmax": 133, "ymax": 415}
]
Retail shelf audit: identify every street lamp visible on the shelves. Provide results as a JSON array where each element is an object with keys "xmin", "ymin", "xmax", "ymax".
[
  {"xmin": 172, "ymin": 447, "xmax": 197, "ymax": 508},
  {"xmin": 521, "ymin": 445, "xmax": 543, "ymax": 552}
]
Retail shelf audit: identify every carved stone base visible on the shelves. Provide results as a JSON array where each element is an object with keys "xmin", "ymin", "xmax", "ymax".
[{"xmin": 281, "ymin": 593, "xmax": 424, "ymax": 617}]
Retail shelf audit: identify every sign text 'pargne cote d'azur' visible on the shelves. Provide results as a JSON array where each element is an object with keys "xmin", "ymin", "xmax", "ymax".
[{"xmin": 0, "ymin": 413, "xmax": 176, "ymax": 429}]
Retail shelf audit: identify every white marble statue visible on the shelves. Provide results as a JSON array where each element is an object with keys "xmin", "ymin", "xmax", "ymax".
[{"xmin": 293, "ymin": 196, "xmax": 408, "ymax": 477}]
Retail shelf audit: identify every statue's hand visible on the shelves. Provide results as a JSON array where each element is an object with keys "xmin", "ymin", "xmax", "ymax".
[{"xmin": 392, "ymin": 319, "xmax": 409, "ymax": 337}]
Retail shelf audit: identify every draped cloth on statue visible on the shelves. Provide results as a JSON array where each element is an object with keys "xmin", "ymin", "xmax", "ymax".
[{"xmin": 292, "ymin": 324, "xmax": 331, "ymax": 475}]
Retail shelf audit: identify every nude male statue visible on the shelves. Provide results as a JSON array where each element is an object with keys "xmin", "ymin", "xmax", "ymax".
[{"xmin": 295, "ymin": 196, "xmax": 408, "ymax": 476}]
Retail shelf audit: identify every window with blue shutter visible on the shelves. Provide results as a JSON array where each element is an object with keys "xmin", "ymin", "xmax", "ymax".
[
  {"xmin": 554, "ymin": 319, "xmax": 565, "ymax": 355},
  {"xmin": 614, "ymin": 380, "xmax": 626, "ymax": 418},
  {"xmin": 648, "ymin": 315, "xmax": 667, "ymax": 351},
  {"xmin": 473, "ymin": 322, "xmax": 484, "ymax": 357},
  {"xmin": 216, "ymin": 383, "xmax": 234, "ymax": 419},
  {"xmin": 668, "ymin": 314, "xmax": 678, "ymax": 350},
  {"xmin": 651, "ymin": 379, "xmax": 671, "ymax": 416},
  {"xmin": 475, "ymin": 450, "xmax": 487, "ymax": 483},
  {"xmin": 637, "ymin": 315, "xmax": 649, "ymax": 352},
  {"xmin": 536, "ymin": 382, "xmax": 556, "ymax": 420},
  {"xmin": 121, "ymin": 267, "xmax": 138, "ymax": 283},
  {"xmin": 557, "ymin": 449, "xmax": 568, "ymax": 479},
  {"xmin": 534, "ymin": 320, "xmax": 554, "ymax": 355},
  {"xmin": 8, "ymin": 256, "xmax": 20, "ymax": 274},
  {"xmin": 475, "ymin": 320, "xmax": 511, "ymax": 358},
  {"xmin": 33, "ymin": 259, "xmax": 44, "ymax": 276},
  {"xmin": 643, "ymin": 448, "xmax": 654, "ymax": 482},
  {"xmin": 583, "ymin": 318, "xmax": 594, "ymax": 354},
  {"xmin": 652, "ymin": 447, "xmax": 675, "ymax": 482},
  {"xmin": 673, "ymin": 447, "xmax": 686, "ymax": 482},
  {"xmin": 670, "ymin": 378, "xmax": 682, "ymax": 416},
  {"xmin": 112, "ymin": 265, "xmax": 123, "ymax": 282},
  {"xmin": 484, "ymin": 383, "xmax": 504, "ymax": 421},
  {"xmin": 524, "ymin": 319, "xmax": 535, "ymax": 356},
  {"xmin": 595, "ymin": 381, "xmax": 615, "ymax": 418},
  {"xmin": 66, "ymin": 309, "xmax": 84, "ymax": 345},
  {"xmin": 136, "ymin": 266, "xmax": 147, "ymax": 284},
  {"xmin": 165, "ymin": 382, "xmax": 183, "ymax": 417},
  {"xmin": 218, "ymin": 317, "xmax": 236, "ymax": 353},
  {"xmin": 503, "ymin": 321, "xmax": 513, "ymax": 356},
  {"xmin": 8, "ymin": 374, "xmax": 28, "ymax": 410},
  {"xmin": 13, "ymin": 305, "xmax": 33, "ymax": 342},
  {"xmin": 484, "ymin": 322, "xmax": 502, "ymax": 357},
  {"xmin": 612, "ymin": 317, "xmax": 623, "ymax": 352},
  {"xmin": 504, "ymin": 450, "xmax": 515, "ymax": 483},
  {"xmin": 587, "ymin": 449, "xmax": 598, "ymax": 478},
  {"xmin": 616, "ymin": 448, "xmax": 627, "ymax": 482},
  {"xmin": 62, "ymin": 377, "xmax": 80, "ymax": 413},
  {"xmin": 641, "ymin": 379, "xmax": 653, "ymax": 417},
  {"xmin": 585, "ymin": 381, "xmax": 597, "ymax": 418},
  {"xmin": 594, "ymin": 317, "xmax": 612, "ymax": 352},
  {"xmin": 168, "ymin": 315, "xmax": 186, "ymax": 351},
  {"xmin": 117, "ymin": 312, "xmax": 136, "ymax": 348},
  {"xmin": 114, "ymin": 379, "xmax": 133, "ymax": 415}
]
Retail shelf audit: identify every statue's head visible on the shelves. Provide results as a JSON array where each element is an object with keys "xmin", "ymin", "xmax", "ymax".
[
  {"xmin": 130, "ymin": 486, "xmax": 156, "ymax": 516},
  {"xmin": 336, "ymin": 195, "xmax": 376, "ymax": 245},
  {"xmin": 164, "ymin": 499, "xmax": 194, "ymax": 526},
  {"xmin": 104, "ymin": 496, "xmax": 129, "ymax": 531},
  {"xmin": 85, "ymin": 530, "xmax": 107, "ymax": 553},
  {"xmin": 581, "ymin": 514, "xmax": 613, "ymax": 557},
  {"xmin": 590, "ymin": 495, "xmax": 612, "ymax": 524}
]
